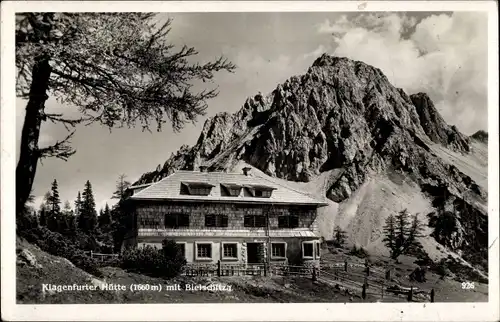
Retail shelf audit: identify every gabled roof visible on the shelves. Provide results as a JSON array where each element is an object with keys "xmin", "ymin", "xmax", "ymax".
[{"xmin": 130, "ymin": 170, "xmax": 328, "ymax": 206}]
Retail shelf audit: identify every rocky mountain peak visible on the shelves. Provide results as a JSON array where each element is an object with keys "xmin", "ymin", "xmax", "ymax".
[
  {"xmin": 410, "ymin": 92, "xmax": 470, "ymax": 152},
  {"xmin": 136, "ymin": 55, "xmax": 475, "ymax": 188}
]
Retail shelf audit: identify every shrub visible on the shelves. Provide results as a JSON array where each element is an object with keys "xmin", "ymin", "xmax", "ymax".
[
  {"xmin": 121, "ymin": 239, "xmax": 186, "ymax": 278},
  {"xmin": 348, "ymin": 246, "xmax": 368, "ymax": 258},
  {"xmin": 19, "ymin": 227, "xmax": 102, "ymax": 277}
]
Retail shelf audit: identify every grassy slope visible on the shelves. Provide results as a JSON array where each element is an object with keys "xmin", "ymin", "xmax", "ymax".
[{"xmin": 320, "ymin": 246, "xmax": 488, "ymax": 302}]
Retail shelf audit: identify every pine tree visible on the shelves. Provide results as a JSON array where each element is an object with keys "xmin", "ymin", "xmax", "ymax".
[
  {"xmin": 383, "ymin": 209, "xmax": 424, "ymax": 259},
  {"xmin": 99, "ymin": 203, "xmax": 112, "ymax": 228},
  {"xmin": 112, "ymin": 174, "xmax": 131, "ymax": 201},
  {"xmin": 111, "ymin": 174, "xmax": 132, "ymax": 252},
  {"xmin": 394, "ymin": 209, "xmax": 410, "ymax": 254},
  {"xmin": 383, "ymin": 214, "xmax": 396, "ymax": 258},
  {"xmin": 16, "ymin": 13, "xmax": 235, "ymax": 214},
  {"xmin": 78, "ymin": 180, "xmax": 98, "ymax": 233},
  {"xmin": 333, "ymin": 225, "xmax": 347, "ymax": 247},
  {"xmin": 47, "ymin": 179, "xmax": 61, "ymax": 214},
  {"xmin": 46, "ymin": 181, "xmax": 61, "ymax": 231},
  {"xmin": 74, "ymin": 191, "xmax": 82, "ymax": 216}
]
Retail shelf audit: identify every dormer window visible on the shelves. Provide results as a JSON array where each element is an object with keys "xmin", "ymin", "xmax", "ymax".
[
  {"xmin": 244, "ymin": 184, "xmax": 276, "ymax": 198},
  {"xmin": 221, "ymin": 184, "xmax": 242, "ymax": 197},
  {"xmin": 180, "ymin": 182, "xmax": 214, "ymax": 196}
]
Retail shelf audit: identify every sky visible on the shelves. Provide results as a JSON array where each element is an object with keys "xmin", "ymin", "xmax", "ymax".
[{"xmin": 15, "ymin": 11, "xmax": 488, "ymax": 211}]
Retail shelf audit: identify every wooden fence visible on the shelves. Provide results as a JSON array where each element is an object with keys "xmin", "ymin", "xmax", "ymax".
[
  {"xmin": 84, "ymin": 251, "xmax": 120, "ymax": 262},
  {"xmin": 318, "ymin": 262, "xmax": 434, "ymax": 302},
  {"xmin": 181, "ymin": 260, "xmax": 436, "ymax": 302},
  {"xmin": 182, "ymin": 262, "xmax": 315, "ymax": 278}
]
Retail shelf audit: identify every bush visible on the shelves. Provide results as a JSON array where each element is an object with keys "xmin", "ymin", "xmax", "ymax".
[
  {"xmin": 348, "ymin": 246, "xmax": 368, "ymax": 258},
  {"xmin": 121, "ymin": 239, "xmax": 186, "ymax": 278},
  {"xmin": 19, "ymin": 227, "xmax": 103, "ymax": 277}
]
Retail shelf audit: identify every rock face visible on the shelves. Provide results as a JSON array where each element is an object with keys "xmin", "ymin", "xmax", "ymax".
[
  {"xmin": 409, "ymin": 92, "xmax": 470, "ymax": 152},
  {"xmin": 135, "ymin": 54, "xmax": 488, "ymax": 272},
  {"xmin": 471, "ymin": 130, "xmax": 488, "ymax": 143}
]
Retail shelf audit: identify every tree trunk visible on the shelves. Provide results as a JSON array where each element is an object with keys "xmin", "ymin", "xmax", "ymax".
[{"xmin": 16, "ymin": 57, "xmax": 51, "ymax": 214}]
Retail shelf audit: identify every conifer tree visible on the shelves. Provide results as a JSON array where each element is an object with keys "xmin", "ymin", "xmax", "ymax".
[
  {"xmin": 99, "ymin": 203, "xmax": 112, "ymax": 228},
  {"xmin": 16, "ymin": 13, "xmax": 235, "ymax": 214},
  {"xmin": 46, "ymin": 181, "xmax": 61, "ymax": 231},
  {"xmin": 78, "ymin": 180, "xmax": 97, "ymax": 232},
  {"xmin": 383, "ymin": 214, "xmax": 396, "ymax": 258},
  {"xmin": 112, "ymin": 174, "xmax": 131, "ymax": 201},
  {"xmin": 383, "ymin": 209, "xmax": 424, "ymax": 259},
  {"xmin": 111, "ymin": 174, "xmax": 133, "ymax": 252},
  {"xmin": 74, "ymin": 191, "xmax": 82, "ymax": 216},
  {"xmin": 333, "ymin": 225, "xmax": 347, "ymax": 247}
]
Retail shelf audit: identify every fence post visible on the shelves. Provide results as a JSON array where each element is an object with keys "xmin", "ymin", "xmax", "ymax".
[
  {"xmin": 366, "ymin": 266, "xmax": 370, "ymax": 277},
  {"xmin": 407, "ymin": 286, "xmax": 413, "ymax": 302},
  {"xmin": 344, "ymin": 260, "xmax": 348, "ymax": 272},
  {"xmin": 364, "ymin": 276, "xmax": 369, "ymax": 289},
  {"xmin": 362, "ymin": 283, "xmax": 367, "ymax": 300},
  {"xmin": 312, "ymin": 266, "xmax": 317, "ymax": 282},
  {"xmin": 381, "ymin": 282, "xmax": 384, "ymax": 299},
  {"xmin": 430, "ymin": 288, "xmax": 435, "ymax": 303},
  {"xmin": 385, "ymin": 268, "xmax": 391, "ymax": 281},
  {"xmin": 217, "ymin": 260, "xmax": 221, "ymax": 277}
]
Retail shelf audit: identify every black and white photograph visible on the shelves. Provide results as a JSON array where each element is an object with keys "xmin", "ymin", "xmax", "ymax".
[{"xmin": 1, "ymin": 1, "xmax": 499, "ymax": 321}]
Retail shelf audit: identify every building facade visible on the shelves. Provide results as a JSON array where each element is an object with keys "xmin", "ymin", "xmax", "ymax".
[{"xmin": 123, "ymin": 167, "xmax": 328, "ymax": 267}]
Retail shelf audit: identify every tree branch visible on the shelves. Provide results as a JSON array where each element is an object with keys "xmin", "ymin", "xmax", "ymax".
[
  {"xmin": 37, "ymin": 131, "xmax": 76, "ymax": 161},
  {"xmin": 43, "ymin": 112, "xmax": 91, "ymax": 130}
]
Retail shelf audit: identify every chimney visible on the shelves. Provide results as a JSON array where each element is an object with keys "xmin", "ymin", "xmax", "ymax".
[
  {"xmin": 199, "ymin": 166, "xmax": 208, "ymax": 172},
  {"xmin": 242, "ymin": 167, "xmax": 252, "ymax": 176}
]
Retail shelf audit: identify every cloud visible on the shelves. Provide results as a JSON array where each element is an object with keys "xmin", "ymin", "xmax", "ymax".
[
  {"xmin": 303, "ymin": 44, "xmax": 326, "ymax": 59},
  {"xmin": 315, "ymin": 12, "xmax": 487, "ymax": 134},
  {"xmin": 219, "ymin": 47, "xmax": 303, "ymax": 96}
]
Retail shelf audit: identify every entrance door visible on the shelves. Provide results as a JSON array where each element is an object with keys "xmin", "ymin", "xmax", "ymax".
[{"xmin": 247, "ymin": 242, "xmax": 264, "ymax": 264}]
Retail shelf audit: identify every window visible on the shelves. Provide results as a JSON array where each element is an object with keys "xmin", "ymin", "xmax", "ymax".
[
  {"xmin": 229, "ymin": 188, "xmax": 241, "ymax": 196},
  {"xmin": 245, "ymin": 185, "xmax": 274, "ymax": 198},
  {"xmin": 222, "ymin": 243, "xmax": 238, "ymax": 259},
  {"xmin": 205, "ymin": 214, "xmax": 228, "ymax": 227},
  {"xmin": 244, "ymin": 215, "xmax": 267, "ymax": 227},
  {"xmin": 221, "ymin": 184, "xmax": 242, "ymax": 197},
  {"xmin": 164, "ymin": 213, "xmax": 190, "ymax": 228},
  {"xmin": 196, "ymin": 243, "xmax": 212, "ymax": 260},
  {"xmin": 254, "ymin": 189, "xmax": 272, "ymax": 198},
  {"xmin": 278, "ymin": 215, "xmax": 299, "ymax": 228},
  {"xmin": 302, "ymin": 242, "xmax": 314, "ymax": 259},
  {"xmin": 271, "ymin": 243, "xmax": 286, "ymax": 258},
  {"xmin": 190, "ymin": 187, "xmax": 212, "ymax": 195},
  {"xmin": 180, "ymin": 182, "xmax": 213, "ymax": 196},
  {"xmin": 140, "ymin": 217, "xmax": 161, "ymax": 229}
]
